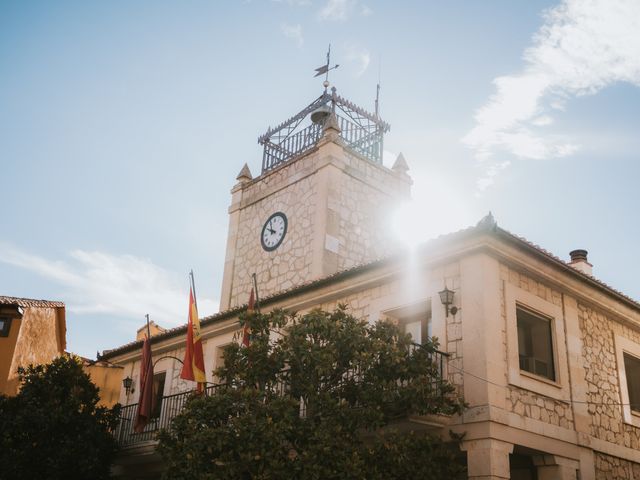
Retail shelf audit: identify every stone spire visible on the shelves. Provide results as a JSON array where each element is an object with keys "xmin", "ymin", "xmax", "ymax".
[
  {"xmin": 392, "ymin": 152, "xmax": 409, "ymax": 174},
  {"xmin": 236, "ymin": 163, "xmax": 253, "ymax": 184}
]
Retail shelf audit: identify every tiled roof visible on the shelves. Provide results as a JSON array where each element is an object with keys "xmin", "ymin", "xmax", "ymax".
[
  {"xmin": 100, "ymin": 216, "xmax": 639, "ymax": 359},
  {"xmin": 0, "ymin": 296, "xmax": 65, "ymax": 308},
  {"xmin": 496, "ymin": 227, "xmax": 640, "ymax": 310}
]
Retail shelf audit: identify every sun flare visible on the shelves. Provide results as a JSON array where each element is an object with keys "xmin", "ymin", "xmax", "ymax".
[{"xmin": 390, "ymin": 176, "xmax": 474, "ymax": 248}]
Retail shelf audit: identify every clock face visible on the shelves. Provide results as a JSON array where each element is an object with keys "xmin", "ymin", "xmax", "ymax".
[{"xmin": 261, "ymin": 212, "xmax": 288, "ymax": 251}]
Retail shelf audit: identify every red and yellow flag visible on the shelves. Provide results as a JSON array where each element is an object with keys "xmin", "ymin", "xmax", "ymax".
[
  {"xmin": 180, "ymin": 286, "xmax": 206, "ymax": 389},
  {"xmin": 242, "ymin": 288, "xmax": 255, "ymax": 347},
  {"xmin": 134, "ymin": 335, "xmax": 154, "ymax": 433}
]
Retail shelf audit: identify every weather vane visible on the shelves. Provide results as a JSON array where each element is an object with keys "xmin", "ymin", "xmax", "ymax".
[{"xmin": 314, "ymin": 44, "xmax": 339, "ymax": 90}]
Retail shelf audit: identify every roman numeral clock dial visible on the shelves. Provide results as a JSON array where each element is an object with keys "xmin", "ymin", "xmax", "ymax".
[{"xmin": 261, "ymin": 212, "xmax": 288, "ymax": 252}]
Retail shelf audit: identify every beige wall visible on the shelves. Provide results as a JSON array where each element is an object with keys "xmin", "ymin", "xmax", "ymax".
[
  {"xmin": 1, "ymin": 306, "xmax": 65, "ymax": 396},
  {"xmin": 85, "ymin": 363, "xmax": 124, "ymax": 408},
  {"xmin": 0, "ymin": 306, "xmax": 21, "ymax": 395}
]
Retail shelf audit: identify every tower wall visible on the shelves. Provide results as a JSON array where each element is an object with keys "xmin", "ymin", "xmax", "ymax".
[{"xmin": 219, "ymin": 133, "xmax": 411, "ymax": 310}]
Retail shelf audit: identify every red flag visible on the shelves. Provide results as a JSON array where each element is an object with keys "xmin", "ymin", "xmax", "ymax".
[
  {"xmin": 180, "ymin": 286, "xmax": 206, "ymax": 390},
  {"xmin": 134, "ymin": 335, "xmax": 154, "ymax": 433},
  {"xmin": 242, "ymin": 288, "xmax": 255, "ymax": 347}
]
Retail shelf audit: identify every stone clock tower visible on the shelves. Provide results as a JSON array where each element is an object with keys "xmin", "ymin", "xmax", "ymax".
[{"xmin": 219, "ymin": 87, "xmax": 412, "ymax": 310}]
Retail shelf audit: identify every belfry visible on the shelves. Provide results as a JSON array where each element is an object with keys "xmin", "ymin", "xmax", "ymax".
[{"xmin": 219, "ymin": 84, "xmax": 412, "ymax": 310}]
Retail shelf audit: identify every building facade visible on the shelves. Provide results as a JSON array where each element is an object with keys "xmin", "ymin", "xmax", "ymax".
[
  {"xmin": 102, "ymin": 89, "xmax": 640, "ymax": 479},
  {"xmin": 0, "ymin": 296, "xmax": 66, "ymax": 395}
]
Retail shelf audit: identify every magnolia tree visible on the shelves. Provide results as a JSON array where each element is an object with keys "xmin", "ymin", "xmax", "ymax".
[
  {"xmin": 159, "ymin": 305, "xmax": 466, "ymax": 479},
  {"xmin": 0, "ymin": 355, "xmax": 120, "ymax": 480}
]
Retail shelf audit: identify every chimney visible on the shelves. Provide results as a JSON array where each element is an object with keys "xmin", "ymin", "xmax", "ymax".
[{"xmin": 569, "ymin": 249, "xmax": 593, "ymax": 276}]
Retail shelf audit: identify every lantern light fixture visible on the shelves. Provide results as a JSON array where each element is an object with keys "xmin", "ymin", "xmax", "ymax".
[
  {"xmin": 123, "ymin": 376, "xmax": 134, "ymax": 396},
  {"xmin": 438, "ymin": 286, "xmax": 458, "ymax": 317}
]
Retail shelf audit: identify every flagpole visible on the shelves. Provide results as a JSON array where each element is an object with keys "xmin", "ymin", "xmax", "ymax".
[
  {"xmin": 251, "ymin": 273, "xmax": 260, "ymax": 313},
  {"xmin": 188, "ymin": 269, "xmax": 204, "ymax": 393},
  {"xmin": 190, "ymin": 269, "xmax": 198, "ymax": 311},
  {"xmin": 145, "ymin": 313, "xmax": 151, "ymax": 340}
]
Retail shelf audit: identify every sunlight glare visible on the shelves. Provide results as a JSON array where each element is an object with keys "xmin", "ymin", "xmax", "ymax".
[{"xmin": 391, "ymin": 175, "xmax": 474, "ymax": 248}]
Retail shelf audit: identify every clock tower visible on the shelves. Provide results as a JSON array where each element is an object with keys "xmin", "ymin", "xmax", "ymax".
[{"xmin": 219, "ymin": 87, "xmax": 412, "ymax": 310}]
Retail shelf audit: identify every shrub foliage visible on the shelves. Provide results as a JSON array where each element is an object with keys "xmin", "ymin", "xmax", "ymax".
[
  {"xmin": 0, "ymin": 355, "xmax": 120, "ymax": 480},
  {"xmin": 159, "ymin": 306, "xmax": 465, "ymax": 479}
]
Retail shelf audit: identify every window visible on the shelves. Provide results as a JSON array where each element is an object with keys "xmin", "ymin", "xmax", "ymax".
[
  {"xmin": 402, "ymin": 314, "xmax": 431, "ymax": 345},
  {"xmin": 213, "ymin": 344, "xmax": 230, "ymax": 382},
  {"xmin": 215, "ymin": 345, "xmax": 227, "ymax": 369},
  {"xmin": 615, "ymin": 335, "xmax": 640, "ymax": 426},
  {"xmin": 381, "ymin": 300, "xmax": 431, "ymax": 345},
  {"xmin": 624, "ymin": 353, "xmax": 640, "ymax": 413},
  {"xmin": 151, "ymin": 372, "xmax": 166, "ymax": 419},
  {"xmin": 505, "ymin": 283, "xmax": 568, "ymax": 401},
  {"xmin": 0, "ymin": 316, "xmax": 12, "ymax": 337},
  {"xmin": 516, "ymin": 306, "xmax": 555, "ymax": 381}
]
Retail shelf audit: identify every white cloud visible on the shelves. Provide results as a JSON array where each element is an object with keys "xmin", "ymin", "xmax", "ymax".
[
  {"xmin": 0, "ymin": 244, "xmax": 218, "ymax": 327},
  {"xmin": 345, "ymin": 44, "xmax": 370, "ymax": 77},
  {"xmin": 318, "ymin": 0, "xmax": 371, "ymax": 21},
  {"xmin": 319, "ymin": 0, "xmax": 352, "ymax": 21},
  {"xmin": 531, "ymin": 115, "xmax": 553, "ymax": 126},
  {"xmin": 281, "ymin": 23, "xmax": 304, "ymax": 48},
  {"xmin": 463, "ymin": 0, "xmax": 640, "ymax": 186}
]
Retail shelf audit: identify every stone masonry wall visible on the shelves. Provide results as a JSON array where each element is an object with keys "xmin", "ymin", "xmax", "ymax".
[
  {"xmin": 595, "ymin": 452, "xmax": 640, "ymax": 479},
  {"xmin": 315, "ymin": 278, "xmax": 400, "ymax": 323},
  {"xmin": 502, "ymin": 264, "xmax": 563, "ymax": 309},
  {"xmin": 333, "ymin": 150, "xmax": 409, "ymax": 272},
  {"xmin": 580, "ymin": 303, "xmax": 640, "ymax": 449},
  {"xmin": 229, "ymin": 170, "xmax": 318, "ymax": 309},
  {"xmin": 500, "ymin": 265, "xmax": 574, "ymax": 428},
  {"xmin": 506, "ymin": 386, "xmax": 574, "ymax": 429},
  {"xmin": 227, "ymin": 145, "xmax": 410, "ymax": 309}
]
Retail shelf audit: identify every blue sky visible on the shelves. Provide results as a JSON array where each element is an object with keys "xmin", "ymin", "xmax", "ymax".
[{"xmin": 1, "ymin": 0, "xmax": 639, "ymax": 358}]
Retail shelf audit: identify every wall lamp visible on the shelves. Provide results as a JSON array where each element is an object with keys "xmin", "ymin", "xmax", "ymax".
[
  {"xmin": 123, "ymin": 376, "xmax": 135, "ymax": 396},
  {"xmin": 438, "ymin": 287, "xmax": 458, "ymax": 317}
]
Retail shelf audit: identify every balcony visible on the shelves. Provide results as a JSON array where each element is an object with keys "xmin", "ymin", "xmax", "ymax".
[{"xmin": 113, "ymin": 348, "xmax": 450, "ymax": 448}]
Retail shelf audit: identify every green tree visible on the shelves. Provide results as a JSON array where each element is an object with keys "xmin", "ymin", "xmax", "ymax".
[
  {"xmin": 159, "ymin": 306, "xmax": 466, "ymax": 479},
  {"xmin": 0, "ymin": 355, "xmax": 120, "ymax": 480}
]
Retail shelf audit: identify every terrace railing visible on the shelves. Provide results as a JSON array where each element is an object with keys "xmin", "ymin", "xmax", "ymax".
[{"xmin": 114, "ymin": 348, "xmax": 449, "ymax": 447}]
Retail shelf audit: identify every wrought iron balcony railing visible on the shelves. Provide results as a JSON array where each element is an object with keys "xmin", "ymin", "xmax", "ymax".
[{"xmin": 113, "ymin": 348, "xmax": 449, "ymax": 447}]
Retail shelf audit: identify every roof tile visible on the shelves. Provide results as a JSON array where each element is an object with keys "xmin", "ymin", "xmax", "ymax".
[{"xmin": 0, "ymin": 296, "xmax": 65, "ymax": 308}]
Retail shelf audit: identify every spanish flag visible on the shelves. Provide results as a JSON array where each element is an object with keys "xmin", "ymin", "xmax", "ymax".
[{"xmin": 180, "ymin": 285, "xmax": 206, "ymax": 390}]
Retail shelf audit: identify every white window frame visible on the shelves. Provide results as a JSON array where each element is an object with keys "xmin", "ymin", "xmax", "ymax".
[
  {"xmin": 505, "ymin": 283, "xmax": 570, "ymax": 402},
  {"xmin": 614, "ymin": 334, "xmax": 640, "ymax": 427}
]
